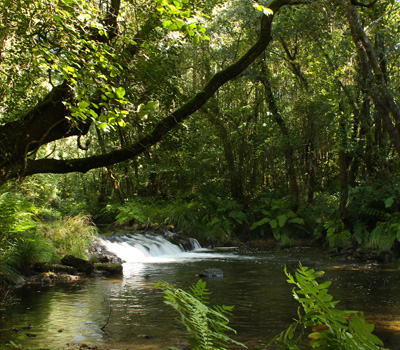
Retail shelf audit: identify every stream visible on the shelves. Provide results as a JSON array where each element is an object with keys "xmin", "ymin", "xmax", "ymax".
[{"xmin": 1, "ymin": 232, "xmax": 400, "ymax": 349}]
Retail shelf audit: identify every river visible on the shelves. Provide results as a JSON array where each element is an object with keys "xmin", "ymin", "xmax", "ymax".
[{"xmin": 1, "ymin": 233, "xmax": 400, "ymax": 349}]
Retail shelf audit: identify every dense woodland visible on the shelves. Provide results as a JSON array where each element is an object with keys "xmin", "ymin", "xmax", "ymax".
[{"xmin": 1, "ymin": 0, "xmax": 400, "ymax": 285}]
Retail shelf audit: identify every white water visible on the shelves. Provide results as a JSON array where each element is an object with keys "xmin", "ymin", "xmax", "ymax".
[
  {"xmin": 97, "ymin": 232, "xmax": 250, "ymax": 265},
  {"xmin": 97, "ymin": 232, "xmax": 206, "ymax": 263}
]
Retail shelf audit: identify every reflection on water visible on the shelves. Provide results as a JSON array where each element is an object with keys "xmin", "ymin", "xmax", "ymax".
[{"xmin": 1, "ymin": 244, "xmax": 400, "ymax": 349}]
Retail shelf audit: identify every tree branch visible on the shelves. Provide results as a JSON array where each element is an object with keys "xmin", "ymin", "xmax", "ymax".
[
  {"xmin": 1, "ymin": 0, "xmax": 291, "ymax": 182},
  {"xmin": 350, "ymin": 0, "xmax": 378, "ymax": 8}
]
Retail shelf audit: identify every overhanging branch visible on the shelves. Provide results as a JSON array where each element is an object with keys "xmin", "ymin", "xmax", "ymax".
[{"xmin": 7, "ymin": 0, "xmax": 290, "ymax": 181}]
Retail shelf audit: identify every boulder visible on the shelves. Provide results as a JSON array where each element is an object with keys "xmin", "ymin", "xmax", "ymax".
[
  {"xmin": 61, "ymin": 255, "xmax": 94, "ymax": 274},
  {"xmin": 199, "ymin": 268, "xmax": 223, "ymax": 278}
]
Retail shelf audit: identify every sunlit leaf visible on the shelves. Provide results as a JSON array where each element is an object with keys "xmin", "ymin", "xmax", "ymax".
[
  {"xmin": 78, "ymin": 101, "xmax": 90, "ymax": 109},
  {"xmin": 163, "ymin": 20, "xmax": 172, "ymax": 27},
  {"xmin": 193, "ymin": 35, "xmax": 200, "ymax": 45},
  {"xmin": 115, "ymin": 87, "xmax": 126, "ymax": 99},
  {"xmin": 98, "ymin": 122, "xmax": 108, "ymax": 129}
]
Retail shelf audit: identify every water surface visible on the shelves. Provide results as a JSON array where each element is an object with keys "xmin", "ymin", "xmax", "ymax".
[{"xmin": 1, "ymin": 235, "xmax": 400, "ymax": 349}]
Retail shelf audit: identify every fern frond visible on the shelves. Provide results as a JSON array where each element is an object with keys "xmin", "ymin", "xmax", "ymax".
[{"xmin": 157, "ymin": 280, "xmax": 247, "ymax": 350}]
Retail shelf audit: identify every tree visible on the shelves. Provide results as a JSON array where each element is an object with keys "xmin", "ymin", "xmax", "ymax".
[{"xmin": 0, "ymin": 0, "xmax": 291, "ymax": 186}]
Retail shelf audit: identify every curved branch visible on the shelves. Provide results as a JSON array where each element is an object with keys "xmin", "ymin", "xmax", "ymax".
[
  {"xmin": 4, "ymin": 0, "xmax": 290, "ymax": 181},
  {"xmin": 350, "ymin": 0, "xmax": 378, "ymax": 8}
]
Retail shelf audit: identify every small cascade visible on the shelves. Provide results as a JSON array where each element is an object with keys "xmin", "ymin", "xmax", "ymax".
[{"xmin": 97, "ymin": 232, "xmax": 202, "ymax": 263}]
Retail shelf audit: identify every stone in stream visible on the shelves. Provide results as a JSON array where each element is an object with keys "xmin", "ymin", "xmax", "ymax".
[
  {"xmin": 199, "ymin": 268, "xmax": 223, "ymax": 278},
  {"xmin": 61, "ymin": 255, "xmax": 94, "ymax": 274},
  {"xmin": 94, "ymin": 262, "xmax": 123, "ymax": 275}
]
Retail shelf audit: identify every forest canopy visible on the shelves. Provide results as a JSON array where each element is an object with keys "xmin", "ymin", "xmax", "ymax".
[{"xmin": 1, "ymin": 0, "xmax": 400, "ymax": 246}]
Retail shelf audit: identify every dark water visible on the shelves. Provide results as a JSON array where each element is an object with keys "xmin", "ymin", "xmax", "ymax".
[{"xmin": 1, "ymin": 244, "xmax": 400, "ymax": 349}]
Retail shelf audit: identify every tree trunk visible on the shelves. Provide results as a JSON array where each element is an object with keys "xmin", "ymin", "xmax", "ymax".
[
  {"xmin": 259, "ymin": 73, "xmax": 300, "ymax": 205},
  {"xmin": 341, "ymin": 0, "xmax": 400, "ymax": 156}
]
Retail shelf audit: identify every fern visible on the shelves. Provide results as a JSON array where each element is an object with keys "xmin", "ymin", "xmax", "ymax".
[
  {"xmin": 270, "ymin": 263, "xmax": 388, "ymax": 350},
  {"xmin": 367, "ymin": 212, "xmax": 400, "ymax": 250},
  {"xmin": 157, "ymin": 279, "xmax": 247, "ymax": 350},
  {"xmin": 250, "ymin": 205, "xmax": 306, "ymax": 241}
]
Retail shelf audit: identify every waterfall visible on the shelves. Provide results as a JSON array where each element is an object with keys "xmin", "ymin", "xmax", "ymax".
[{"xmin": 97, "ymin": 232, "xmax": 202, "ymax": 263}]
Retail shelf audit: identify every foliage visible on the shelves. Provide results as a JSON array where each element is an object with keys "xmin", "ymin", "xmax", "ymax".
[
  {"xmin": 367, "ymin": 212, "xmax": 400, "ymax": 251},
  {"xmin": 348, "ymin": 181, "xmax": 400, "ymax": 242},
  {"xmin": 2, "ymin": 0, "xmax": 400, "ymax": 252},
  {"xmin": 157, "ymin": 279, "xmax": 246, "ymax": 350},
  {"xmin": 0, "ymin": 187, "xmax": 97, "ymax": 281},
  {"xmin": 201, "ymin": 196, "xmax": 247, "ymax": 243},
  {"xmin": 250, "ymin": 198, "xmax": 307, "ymax": 242},
  {"xmin": 0, "ymin": 191, "xmax": 51, "ymax": 278},
  {"xmin": 42, "ymin": 214, "xmax": 97, "ymax": 259},
  {"xmin": 114, "ymin": 201, "xmax": 149, "ymax": 226},
  {"xmin": 318, "ymin": 217, "xmax": 352, "ymax": 248},
  {"xmin": 270, "ymin": 263, "xmax": 387, "ymax": 350},
  {"xmin": 109, "ymin": 195, "xmax": 246, "ymax": 243}
]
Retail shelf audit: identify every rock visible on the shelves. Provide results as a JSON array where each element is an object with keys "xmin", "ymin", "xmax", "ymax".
[
  {"xmin": 377, "ymin": 250, "xmax": 393, "ymax": 263},
  {"xmin": 199, "ymin": 268, "xmax": 223, "ymax": 278},
  {"xmin": 94, "ymin": 263, "xmax": 123, "ymax": 275},
  {"xmin": 61, "ymin": 255, "xmax": 94, "ymax": 274},
  {"xmin": 89, "ymin": 241, "xmax": 123, "ymax": 264},
  {"xmin": 33, "ymin": 262, "xmax": 78, "ymax": 275},
  {"xmin": 38, "ymin": 272, "xmax": 56, "ymax": 285}
]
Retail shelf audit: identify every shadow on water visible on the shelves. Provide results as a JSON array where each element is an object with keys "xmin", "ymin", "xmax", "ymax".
[{"xmin": 1, "ymin": 233, "xmax": 400, "ymax": 349}]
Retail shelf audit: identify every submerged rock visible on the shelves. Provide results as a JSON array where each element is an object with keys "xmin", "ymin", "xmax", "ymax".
[{"xmin": 199, "ymin": 268, "xmax": 223, "ymax": 278}]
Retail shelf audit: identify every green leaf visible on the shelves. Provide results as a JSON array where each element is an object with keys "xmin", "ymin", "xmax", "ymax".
[
  {"xmin": 278, "ymin": 214, "xmax": 288, "ymax": 228},
  {"xmin": 385, "ymin": 196, "xmax": 395, "ymax": 208},
  {"xmin": 145, "ymin": 101, "xmax": 159, "ymax": 110},
  {"xmin": 193, "ymin": 35, "xmax": 200, "ymax": 45},
  {"xmin": 89, "ymin": 109, "xmax": 98, "ymax": 118},
  {"xmin": 117, "ymin": 118, "xmax": 126, "ymax": 127},
  {"xmin": 115, "ymin": 87, "xmax": 126, "ymax": 99},
  {"xmin": 289, "ymin": 217, "xmax": 304, "ymax": 225},
  {"xmin": 78, "ymin": 101, "xmax": 90, "ymax": 109},
  {"xmin": 173, "ymin": 0, "xmax": 183, "ymax": 9},
  {"xmin": 98, "ymin": 122, "xmax": 108, "ymax": 129},
  {"xmin": 163, "ymin": 20, "xmax": 172, "ymax": 28},
  {"xmin": 250, "ymin": 217, "xmax": 270, "ymax": 230}
]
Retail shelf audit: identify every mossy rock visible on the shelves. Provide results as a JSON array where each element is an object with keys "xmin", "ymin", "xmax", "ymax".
[
  {"xmin": 61, "ymin": 255, "xmax": 94, "ymax": 274},
  {"xmin": 94, "ymin": 263, "xmax": 123, "ymax": 275}
]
